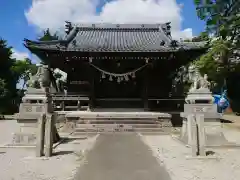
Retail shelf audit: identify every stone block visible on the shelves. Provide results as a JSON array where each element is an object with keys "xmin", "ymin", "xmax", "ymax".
[
  {"xmin": 36, "ymin": 114, "xmax": 46, "ymax": 157},
  {"xmin": 12, "ymin": 133, "xmax": 37, "ymax": 145},
  {"xmin": 185, "ymin": 88, "xmax": 214, "ymax": 104},
  {"xmin": 62, "ymin": 121, "xmax": 76, "ymax": 132},
  {"xmin": 196, "ymin": 114, "xmax": 206, "ymax": 156},
  {"xmin": 44, "ymin": 114, "xmax": 54, "ymax": 157},
  {"xmin": 183, "ymin": 104, "xmax": 218, "ymax": 114},
  {"xmin": 188, "ymin": 115, "xmax": 198, "ymax": 156},
  {"xmin": 180, "ymin": 114, "xmax": 233, "ymax": 147}
]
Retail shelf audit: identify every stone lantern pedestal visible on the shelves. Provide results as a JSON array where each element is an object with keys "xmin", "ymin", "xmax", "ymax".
[
  {"xmin": 12, "ymin": 87, "xmax": 57, "ymax": 146},
  {"xmin": 180, "ymin": 88, "xmax": 232, "ymax": 147}
]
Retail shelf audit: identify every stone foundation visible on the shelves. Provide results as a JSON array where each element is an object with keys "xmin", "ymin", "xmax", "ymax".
[
  {"xmin": 204, "ymin": 121, "xmax": 232, "ymax": 146},
  {"xmin": 180, "ymin": 117, "xmax": 235, "ymax": 147},
  {"xmin": 12, "ymin": 133, "xmax": 36, "ymax": 145},
  {"xmin": 62, "ymin": 121, "xmax": 76, "ymax": 132},
  {"xmin": 11, "ymin": 115, "xmax": 60, "ymax": 146},
  {"xmin": 10, "ymin": 119, "xmax": 38, "ymax": 145}
]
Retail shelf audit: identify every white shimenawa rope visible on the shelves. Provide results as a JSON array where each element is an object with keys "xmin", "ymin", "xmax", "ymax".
[{"xmin": 89, "ymin": 63, "xmax": 148, "ymax": 77}]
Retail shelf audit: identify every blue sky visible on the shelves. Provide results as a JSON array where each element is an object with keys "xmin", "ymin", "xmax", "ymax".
[{"xmin": 0, "ymin": 0, "xmax": 205, "ymax": 60}]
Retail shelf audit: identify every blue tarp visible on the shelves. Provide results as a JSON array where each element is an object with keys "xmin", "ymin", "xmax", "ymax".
[{"xmin": 213, "ymin": 90, "xmax": 229, "ymax": 113}]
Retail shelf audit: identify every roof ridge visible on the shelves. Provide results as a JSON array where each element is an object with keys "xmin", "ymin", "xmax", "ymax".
[{"xmin": 73, "ymin": 23, "xmax": 168, "ymax": 29}]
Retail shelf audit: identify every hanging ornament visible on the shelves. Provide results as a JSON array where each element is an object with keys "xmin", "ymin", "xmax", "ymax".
[
  {"xmin": 145, "ymin": 58, "xmax": 149, "ymax": 63},
  {"xmin": 117, "ymin": 77, "xmax": 121, "ymax": 83},
  {"xmin": 109, "ymin": 75, "xmax": 113, "ymax": 81},
  {"xmin": 132, "ymin": 72, "xmax": 136, "ymax": 78},
  {"xmin": 101, "ymin": 73, "xmax": 106, "ymax": 79},
  {"xmin": 89, "ymin": 57, "xmax": 93, "ymax": 63},
  {"xmin": 120, "ymin": 76, "xmax": 124, "ymax": 81},
  {"xmin": 117, "ymin": 62, "xmax": 121, "ymax": 67},
  {"xmin": 124, "ymin": 75, "xmax": 129, "ymax": 81}
]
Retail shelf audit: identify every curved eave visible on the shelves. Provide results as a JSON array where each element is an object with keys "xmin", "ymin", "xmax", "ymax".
[
  {"xmin": 24, "ymin": 27, "xmax": 79, "ymax": 48},
  {"xmin": 24, "ymin": 44, "xmax": 208, "ymax": 53}
]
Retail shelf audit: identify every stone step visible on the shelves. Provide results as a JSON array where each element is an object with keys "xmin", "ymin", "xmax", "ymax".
[
  {"xmin": 75, "ymin": 124, "xmax": 164, "ymax": 128},
  {"xmin": 72, "ymin": 131, "xmax": 170, "ymax": 136},
  {"xmin": 75, "ymin": 119, "xmax": 168, "ymax": 124},
  {"xmin": 66, "ymin": 111, "xmax": 171, "ymax": 119},
  {"xmin": 74, "ymin": 127, "xmax": 168, "ymax": 132}
]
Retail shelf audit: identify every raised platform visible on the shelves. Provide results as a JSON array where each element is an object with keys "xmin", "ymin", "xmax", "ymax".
[
  {"xmin": 65, "ymin": 110, "xmax": 171, "ymax": 119},
  {"xmin": 58, "ymin": 110, "xmax": 172, "ymax": 135}
]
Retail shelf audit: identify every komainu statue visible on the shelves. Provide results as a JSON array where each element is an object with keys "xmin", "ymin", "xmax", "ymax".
[
  {"xmin": 191, "ymin": 74, "xmax": 210, "ymax": 91},
  {"xmin": 27, "ymin": 64, "xmax": 51, "ymax": 89},
  {"xmin": 188, "ymin": 65, "xmax": 210, "ymax": 92}
]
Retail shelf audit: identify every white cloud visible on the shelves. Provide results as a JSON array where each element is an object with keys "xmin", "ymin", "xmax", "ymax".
[
  {"xmin": 11, "ymin": 49, "xmax": 30, "ymax": 60},
  {"xmin": 11, "ymin": 49, "xmax": 40, "ymax": 64},
  {"xmin": 25, "ymin": 0, "xmax": 193, "ymax": 39}
]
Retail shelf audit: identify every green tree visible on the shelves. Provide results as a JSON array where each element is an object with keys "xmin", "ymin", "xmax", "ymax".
[
  {"xmin": 12, "ymin": 58, "xmax": 38, "ymax": 90},
  {"xmin": 193, "ymin": 0, "xmax": 239, "ymax": 90},
  {"xmin": 194, "ymin": 0, "xmax": 239, "ymax": 37},
  {"xmin": 0, "ymin": 39, "xmax": 18, "ymax": 113},
  {"xmin": 192, "ymin": 31, "xmax": 209, "ymax": 42},
  {"xmin": 0, "ymin": 79, "xmax": 7, "ymax": 98},
  {"xmin": 194, "ymin": 39, "xmax": 231, "ymax": 88},
  {"xmin": 193, "ymin": 0, "xmax": 240, "ymax": 113},
  {"xmin": 38, "ymin": 29, "xmax": 59, "ymax": 41}
]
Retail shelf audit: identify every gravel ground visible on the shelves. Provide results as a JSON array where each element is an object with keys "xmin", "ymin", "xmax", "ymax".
[
  {"xmin": 140, "ymin": 128, "xmax": 240, "ymax": 180},
  {"xmin": 2, "ymin": 119, "xmax": 240, "ymax": 180},
  {"xmin": 0, "ymin": 120, "xmax": 99, "ymax": 180}
]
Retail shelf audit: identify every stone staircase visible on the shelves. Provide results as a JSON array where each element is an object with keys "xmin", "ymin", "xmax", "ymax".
[{"xmin": 61, "ymin": 111, "xmax": 172, "ymax": 135}]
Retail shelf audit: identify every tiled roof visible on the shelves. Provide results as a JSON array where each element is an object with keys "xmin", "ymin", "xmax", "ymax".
[{"xmin": 24, "ymin": 23, "xmax": 207, "ymax": 52}]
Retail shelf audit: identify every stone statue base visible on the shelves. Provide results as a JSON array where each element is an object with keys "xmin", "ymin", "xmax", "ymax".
[
  {"xmin": 180, "ymin": 116, "xmax": 234, "ymax": 147},
  {"xmin": 179, "ymin": 103, "xmax": 236, "ymax": 147},
  {"xmin": 11, "ymin": 87, "xmax": 57, "ymax": 146},
  {"xmin": 11, "ymin": 118, "xmax": 38, "ymax": 146},
  {"xmin": 179, "ymin": 84, "xmax": 234, "ymax": 147},
  {"xmin": 12, "ymin": 133, "xmax": 36, "ymax": 145},
  {"xmin": 186, "ymin": 88, "xmax": 214, "ymax": 104}
]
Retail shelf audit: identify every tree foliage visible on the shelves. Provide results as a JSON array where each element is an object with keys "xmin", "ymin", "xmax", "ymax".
[
  {"xmin": 0, "ymin": 79, "xmax": 7, "ymax": 98},
  {"xmin": 194, "ymin": 39, "xmax": 231, "ymax": 86},
  {"xmin": 0, "ymin": 38, "xmax": 39, "ymax": 113},
  {"xmin": 12, "ymin": 58, "xmax": 38, "ymax": 89},
  {"xmin": 192, "ymin": 31, "xmax": 209, "ymax": 42},
  {"xmin": 194, "ymin": 0, "xmax": 240, "ymax": 37},
  {"xmin": 193, "ymin": 0, "xmax": 240, "ymax": 92},
  {"xmin": 38, "ymin": 29, "xmax": 59, "ymax": 41},
  {"xmin": 0, "ymin": 39, "xmax": 18, "ymax": 113}
]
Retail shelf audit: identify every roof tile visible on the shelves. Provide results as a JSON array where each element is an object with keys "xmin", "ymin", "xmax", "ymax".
[{"xmin": 25, "ymin": 23, "xmax": 207, "ymax": 52}]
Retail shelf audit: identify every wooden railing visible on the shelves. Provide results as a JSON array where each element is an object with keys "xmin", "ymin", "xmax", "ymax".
[{"xmin": 52, "ymin": 94, "xmax": 89, "ymax": 111}]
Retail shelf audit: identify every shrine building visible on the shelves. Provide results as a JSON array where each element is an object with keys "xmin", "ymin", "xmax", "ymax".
[{"xmin": 24, "ymin": 22, "xmax": 207, "ymax": 112}]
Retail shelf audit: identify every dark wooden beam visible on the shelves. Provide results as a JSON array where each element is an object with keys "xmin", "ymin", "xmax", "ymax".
[
  {"xmin": 143, "ymin": 58, "xmax": 149, "ymax": 110},
  {"xmin": 88, "ymin": 58, "xmax": 95, "ymax": 110}
]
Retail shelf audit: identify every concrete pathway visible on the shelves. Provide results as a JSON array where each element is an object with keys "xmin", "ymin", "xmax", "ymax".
[
  {"xmin": 74, "ymin": 133, "xmax": 171, "ymax": 180},
  {"xmin": 222, "ymin": 114, "xmax": 240, "ymax": 130},
  {"xmin": 222, "ymin": 114, "xmax": 240, "ymax": 123}
]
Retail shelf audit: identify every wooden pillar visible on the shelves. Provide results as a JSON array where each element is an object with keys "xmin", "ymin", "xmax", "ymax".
[
  {"xmin": 61, "ymin": 101, "xmax": 65, "ymax": 111},
  {"xmin": 88, "ymin": 57, "xmax": 95, "ymax": 111},
  {"xmin": 143, "ymin": 60, "xmax": 149, "ymax": 110},
  {"xmin": 77, "ymin": 100, "xmax": 81, "ymax": 110}
]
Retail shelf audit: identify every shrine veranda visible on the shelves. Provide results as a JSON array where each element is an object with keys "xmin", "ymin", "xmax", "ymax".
[{"xmin": 24, "ymin": 23, "xmax": 207, "ymax": 112}]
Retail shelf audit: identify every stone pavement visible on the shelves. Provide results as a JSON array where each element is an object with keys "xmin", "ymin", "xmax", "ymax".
[
  {"xmin": 222, "ymin": 114, "xmax": 240, "ymax": 123},
  {"xmin": 74, "ymin": 133, "xmax": 171, "ymax": 180},
  {"xmin": 222, "ymin": 114, "xmax": 240, "ymax": 130}
]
